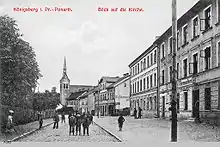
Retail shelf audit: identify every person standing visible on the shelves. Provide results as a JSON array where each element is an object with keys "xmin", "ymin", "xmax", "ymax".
[
  {"xmin": 138, "ymin": 107, "xmax": 142, "ymax": 119},
  {"xmin": 75, "ymin": 113, "xmax": 82, "ymax": 135},
  {"xmin": 68, "ymin": 113, "xmax": 76, "ymax": 135},
  {"xmin": 53, "ymin": 112, "xmax": 59, "ymax": 129},
  {"xmin": 82, "ymin": 114, "xmax": 90, "ymax": 136},
  {"xmin": 6, "ymin": 110, "xmax": 15, "ymax": 133},
  {"xmin": 38, "ymin": 113, "xmax": 43, "ymax": 129},
  {"xmin": 133, "ymin": 108, "xmax": 137, "ymax": 119},
  {"xmin": 61, "ymin": 112, "xmax": 65, "ymax": 123},
  {"xmin": 118, "ymin": 114, "xmax": 125, "ymax": 131}
]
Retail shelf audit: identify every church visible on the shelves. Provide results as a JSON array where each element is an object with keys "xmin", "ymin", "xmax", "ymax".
[{"xmin": 59, "ymin": 57, "xmax": 94, "ymax": 105}]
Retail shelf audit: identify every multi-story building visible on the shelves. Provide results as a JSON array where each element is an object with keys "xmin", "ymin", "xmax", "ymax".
[
  {"xmin": 95, "ymin": 76, "xmax": 120, "ymax": 116},
  {"xmin": 129, "ymin": 44, "xmax": 158, "ymax": 118},
  {"xmin": 114, "ymin": 73, "xmax": 130, "ymax": 114},
  {"xmin": 59, "ymin": 57, "xmax": 94, "ymax": 105},
  {"xmin": 153, "ymin": 0, "xmax": 220, "ymax": 124}
]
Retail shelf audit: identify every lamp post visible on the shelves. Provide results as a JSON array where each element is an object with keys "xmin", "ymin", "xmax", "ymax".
[{"xmin": 171, "ymin": 0, "xmax": 177, "ymax": 142}]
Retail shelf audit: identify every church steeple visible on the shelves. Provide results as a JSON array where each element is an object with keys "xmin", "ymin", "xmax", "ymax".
[{"xmin": 63, "ymin": 56, "xmax": 67, "ymax": 75}]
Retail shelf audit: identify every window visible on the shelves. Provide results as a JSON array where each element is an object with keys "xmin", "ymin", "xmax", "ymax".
[
  {"xmin": 204, "ymin": 6, "xmax": 211, "ymax": 30},
  {"xmin": 154, "ymin": 96, "xmax": 157, "ymax": 110},
  {"xmin": 161, "ymin": 43, "xmax": 165, "ymax": 59},
  {"xmin": 169, "ymin": 66, "xmax": 172, "ymax": 82},
  {"xmin": 147, "ymin": 56, "xmax": 150, "ymax": 67},
  {"xmin": 140, "ymin": 79, "xmax": 142, "ymax": 91},
  {"xmin": 154, "ymin": 50, "xmax": 157, "ymax": 64},
  {"xmin": 193, "ymin": 53, "xmax": 198, "ymax": 74},
  {"xmin": 184, "ymin": 92, "xmax": 188, "ymax": 110},
  {"xmin": 137, "ymin": 81, "xmax": 139, "ymax": 93},
  {"xmin": 183, "ymin": 58, "xmax": 188, "ymax": 78},
  {"xmin": 135, "ymin": 82, "xmax": 137, "ymax": 93},
  {"xmin": 150, "ymin": 53, "xmax": 153, "ymax": 66},
  {"xmin": 124, "ymin": 83, "xmax": 126, "ymax": 87},
  {"xmin": 182, "ymin": 25, "xmax": 188, "ymax": 45},
  {"xmin": 169, "ymin": 37, "xmax": 173, "ymax": 54},
  {"xmin": 177, "ymin": 63, "xmax": 179, "ymax": 79},
  {"xmin": 143, "ymin": 78, "xmax": 146, "ymax": 90},
  {"xmin": 60, "ymin": 84, "xmax": 62, "ymax": 90},
  {"xmin": 144, "ymin": 58, "xmax": 146, "ymax": 69},
  {"xmin": 147, "ymin": 77, "xmax": 149, "ymax": 89},
  {"xmin": 138, "ymin": 63, "xmax": 140, "ymax": 73},
  {"xmin": 192, "ymin": 16, "xmax": 199, "ymax": 38},
  {"xmin": 205, "ymin": 87, "xmax": 211, "ymax": 110},
  {"xmin": 154, "ymin": 73, "xmax": 157, "ymax": 87},
  {"xmin": 143, "ymin": 100, "xmax": 146, "ymax": 110},
  {"xmin": 150, "ymin": 75, "xmax": 153, "ymax": 88},
  {"xmin": 204, "ymin": 47, "xmax": 211, "ymax": 70},
  {"xmin": 161, "ymin": 70, "xmax": 165, "ymax": 85},
  {"xmin": 141, "ymin": 61, "xmax": 143, "ymax": 71},
  {"xmin": 177, "ymin": 31, "xmax": 180, "ymax": 49}
]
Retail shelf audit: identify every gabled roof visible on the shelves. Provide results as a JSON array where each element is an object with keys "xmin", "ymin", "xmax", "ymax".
[
  {"xmin": 66, "ymin": 91, "xmax": 87, "ymax": 101},
  {"xmin": 99, "ymin": 76, "xmax": 120, "ymax": 84}
]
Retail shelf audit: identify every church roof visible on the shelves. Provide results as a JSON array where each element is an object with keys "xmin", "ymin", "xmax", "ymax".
[{"xmin": 66, "ymin": 91, "xmax": 87, "ymax": 101}]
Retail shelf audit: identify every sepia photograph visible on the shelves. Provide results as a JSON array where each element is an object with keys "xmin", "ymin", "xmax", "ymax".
[{"xmin": 0, "ymin": 0, "xmax": 220, "ymax": 145}]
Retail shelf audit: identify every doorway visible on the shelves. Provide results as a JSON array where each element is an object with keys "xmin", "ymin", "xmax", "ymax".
[{"xmin": 192, "ymin": 89, "xmax": 200, "ymax": 118}]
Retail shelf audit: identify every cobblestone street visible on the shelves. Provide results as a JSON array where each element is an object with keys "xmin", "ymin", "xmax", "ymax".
[{"xmin": 16, "ymin": 121, "xmax": 119, "ymax": 142}]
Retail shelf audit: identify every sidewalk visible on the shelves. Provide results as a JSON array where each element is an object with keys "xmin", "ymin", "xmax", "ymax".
[
  {"xmin": 94, "ymin": 116, "xmax": 220, "ymax": 143},
  {"xmin": 0, "ymin": 118, "xmax": 53, "ymax": 142}
]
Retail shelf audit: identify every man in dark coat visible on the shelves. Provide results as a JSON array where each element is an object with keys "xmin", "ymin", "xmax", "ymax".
[
  {"xmin": 53, "ymin": 112, "xmax": 59, "ymax": 129},
  {"xmin": 75, "ymin": 113, "xmax": 82, "ymax": 135},
  {"xmin": 61, "ymin": 112, "xmax": 65, "ymax": 123},
  {"xmin": 82, "ymin": 114, "xmax": 91, "ymax": 136},
  {"xmin": 68, "ymin": 113, "xmax": 76, "ymax": 135},
  {"xmin": 138, "ymin": 107, "xmax": 142, "ymax": 119},
  {"xmin": 118, "ymin": 114, "xmax": 125, "ymax": 131},
  {"xmin": 133, "ymin": 108, "xmax": 137, "ymax": 119},
  {"xmin": 38, "ymin": 113, "xmax": 43, "ymax": 129}
]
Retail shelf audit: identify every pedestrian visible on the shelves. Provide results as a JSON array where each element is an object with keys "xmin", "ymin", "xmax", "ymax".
[
  {"xmin": 6, "ymin": 110, "xmax": 15, "ymax": 133},
  {"xmin": 118, "ymin": 114, "xmax": 125, "ymax": 131},
  {"xmin": 133, "ymin": 108, "xmax": 137, "ymax": 119},
  {"xmin": 68, "ymin": 113, "xmax": 77, "ymax": 135},
  {"xmin": 53, "ymin": 112, "xmax": 59, "ymax": 129},
  {"xmin": 82, "ymin": 113, "xmax": 90, "ymax": 136},
  {"xmin": 38, "ymin": 112, "xmax": 43, "ymax": 129},
  {"xmin": 138, "ymin": 107, "xmax": 142, "ymax": 119},
  {"xmin": 88, "ymin": 111, "xmax": 93, "ymax": 125},
  {"xmin": 75, "ymin": 113, "xmax": 82, "ymax": 135},
  {"xmin": 61, "ymin": 112, "xmax": 65, "ymax": 123}
]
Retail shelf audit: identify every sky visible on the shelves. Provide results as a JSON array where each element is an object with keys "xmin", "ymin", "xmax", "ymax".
[{"xmin": 0, "ymin": 0, "xmax": 199, "ymax": 92}]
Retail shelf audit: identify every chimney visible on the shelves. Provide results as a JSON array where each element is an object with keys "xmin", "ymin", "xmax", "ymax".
[
  {"xmin": 123, "ymin": 73, "xmax": 129, "ymax": 77},
  {"xmin": 155, "ymin": 36, "xmax": 160, "ymax": 41}
]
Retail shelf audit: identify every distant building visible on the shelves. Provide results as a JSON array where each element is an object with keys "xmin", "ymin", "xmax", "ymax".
[{"xmin": 59, "ymin": 57, "xmax": 94, "ymax": 105}]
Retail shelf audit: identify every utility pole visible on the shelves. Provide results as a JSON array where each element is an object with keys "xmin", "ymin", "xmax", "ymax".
[
  {"xmin": 97, "ymin": 80, "xmax": 100, "ymax": 118},
  {"xmin": 171, "ymin": 0, "xmax": 177, "ymax": 142}
]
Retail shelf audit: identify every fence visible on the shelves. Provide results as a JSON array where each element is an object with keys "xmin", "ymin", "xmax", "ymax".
[{"xmin": 0, "ymin": 104, "xmax": 55, "ymax": 132}]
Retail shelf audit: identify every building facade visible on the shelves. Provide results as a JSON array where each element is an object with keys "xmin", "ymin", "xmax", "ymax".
[
  {"xmin": 129, "ymin": 44, "xmax": 158, "ymax": 118},
  {"xmin": 114, "ymin": 73, "xmax": 130, "ymax": 114},
  {"xmin": 95, "ymin": 76, "xmax": 120, "ymax": 116}
]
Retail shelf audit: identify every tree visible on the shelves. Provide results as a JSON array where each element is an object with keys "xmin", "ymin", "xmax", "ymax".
[{"xmin": 0, "ymin": 15, "xmax": 42, "ymax": 107}]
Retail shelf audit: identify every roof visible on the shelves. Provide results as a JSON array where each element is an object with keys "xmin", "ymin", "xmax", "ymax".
[
  {"xmin": 106, "ymin": 74, "xmax": 130, "ymax": 89},
  {"xmin": 66, "ymin": 91, "xmax": 87, "ymax": 101},
  {"xmin": 99, "ymin": 76, "xmax": 120, "ymax": 84}
]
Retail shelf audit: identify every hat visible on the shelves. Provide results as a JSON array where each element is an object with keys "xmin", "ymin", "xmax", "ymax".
[{"xmin": 9, "ymin": 110, "xmax": 14, "ymax": 113}]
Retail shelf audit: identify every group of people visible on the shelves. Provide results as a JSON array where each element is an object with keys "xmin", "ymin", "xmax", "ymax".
[
  {"xmin": 133, "ymin": 107, "xmax": 142, "ymax": 119},
  {"xmin": 53, "ymin": 111, "xmax": 93, "ymax": 136}
]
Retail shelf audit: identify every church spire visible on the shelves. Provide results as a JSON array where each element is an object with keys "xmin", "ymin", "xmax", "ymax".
[{"xmin": 63, "ymin": 56, "xmax": 67, "ymax": 75}]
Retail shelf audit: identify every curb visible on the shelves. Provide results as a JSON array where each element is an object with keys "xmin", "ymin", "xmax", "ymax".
[
  {"xmin": 94, "ymin": 121, "xmax": 122, "ymax": 142},
  {"xmin": 6, "ymin": 121, "xmax": 54, "ymax": 142}
]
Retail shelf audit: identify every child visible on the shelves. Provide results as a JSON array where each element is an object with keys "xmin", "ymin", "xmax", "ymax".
[{"xmin": 118, "ymin": 114, "xmax": 125, "ymax": 131}]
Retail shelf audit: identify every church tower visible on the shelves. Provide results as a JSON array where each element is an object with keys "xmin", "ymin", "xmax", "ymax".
[{"xmin": 60, "ymin": 57, "xmax": 70, "ymax": 105}]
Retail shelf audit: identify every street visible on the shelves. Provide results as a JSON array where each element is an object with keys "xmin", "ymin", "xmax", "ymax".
[{"xmin": 16, "ymin": 121, "xmax": 119, "ymax": 142}]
